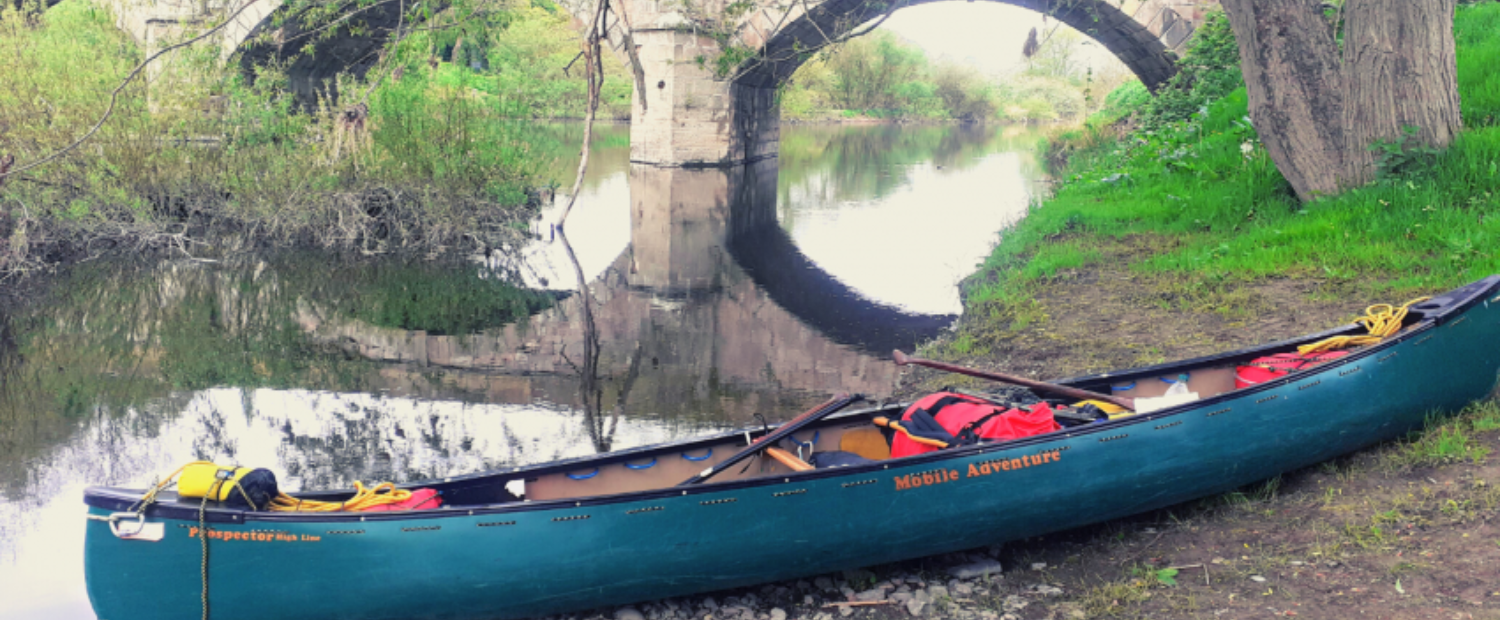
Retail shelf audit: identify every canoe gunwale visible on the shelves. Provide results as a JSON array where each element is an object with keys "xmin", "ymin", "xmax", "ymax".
[{"xmin": 82, "ymin": 276, "xmax": 1500, "ymax": 525}]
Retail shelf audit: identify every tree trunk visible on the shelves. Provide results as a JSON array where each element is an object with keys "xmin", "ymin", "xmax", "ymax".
[
  {"xmin": 1341, "ymin": 0, "xmax": 1462, "ymax": 185},
  {"xmin": 1219, "ymin": 0, "xmax": 1463, "ymax": 202},
  {"xmin": 1219, "ymin": 0, "xmax": 1345, "ymax": 202}
]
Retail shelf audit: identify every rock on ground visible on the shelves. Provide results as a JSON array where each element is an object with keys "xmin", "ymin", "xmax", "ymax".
[{"xmin": 949, "ymin": 559, "xmax": 1004, "ymax": 580}]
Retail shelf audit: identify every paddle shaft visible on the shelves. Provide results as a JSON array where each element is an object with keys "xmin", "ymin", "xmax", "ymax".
[
  {"xmin": 892, "ymin": 350, "xmax": 1135, "ymax": 411},
  {"xmin": 679, "ymin": 393, "xmax": 860, "ymax": 486},
  {"xmin": 753, "ymin": 396, "xmax": 845, "ymax": 444}
]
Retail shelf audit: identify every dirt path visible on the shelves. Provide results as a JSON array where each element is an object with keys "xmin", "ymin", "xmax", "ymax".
[{"xmin": 899, "ymin": 235, "xmax": 1362, "ymax": 390}]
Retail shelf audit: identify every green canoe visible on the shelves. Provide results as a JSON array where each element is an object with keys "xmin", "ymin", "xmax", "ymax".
[{"xmin": 83, "ymin": 275, "xmax": 1500, "ymax": 620}]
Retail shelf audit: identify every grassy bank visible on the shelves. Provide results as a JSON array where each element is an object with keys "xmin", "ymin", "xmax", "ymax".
[
  {"xmin": 0, "ymin": 0, "xmax": 622, "ymax": 276},
  {"xmin": 952, "ymin": 3, "xmax": 1500, "ymax": 353}
]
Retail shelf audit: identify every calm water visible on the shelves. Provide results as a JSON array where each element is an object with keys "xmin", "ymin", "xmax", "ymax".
[{"xmin": 0, "ymin": 123, "xmax": 1043, "ymax": 619}]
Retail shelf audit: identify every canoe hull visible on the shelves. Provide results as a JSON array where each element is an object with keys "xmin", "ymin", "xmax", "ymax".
[{"xmin": 85, "ymin": 279, "xmax": 1500, "ymax": 620}]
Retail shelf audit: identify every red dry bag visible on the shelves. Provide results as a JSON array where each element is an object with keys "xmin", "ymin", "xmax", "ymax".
[
  {"xmin": 356, "ymin": 488, "xmax": 443, "ymax": 512},
  {"xmin": 1234, "ymin": 351, "xmax": 1349, "ymax": 388},
  {"xmin": 890, "ymin": 392, "xmax": 1061, "ymax": 459}
]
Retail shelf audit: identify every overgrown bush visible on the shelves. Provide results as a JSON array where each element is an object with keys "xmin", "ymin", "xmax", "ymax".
[
  {"xmin": 1088, "ymin": 80, "xmax": 1149, "ymax": 126},
  {"xmin": 933, "ymin": 63, "xmax": 999, "ymax": 122},
  {"xmin": 0, "ymin": 0, "xmax": 613, "ymax": 274},
  {"xmin": 1137, "ymin": 11, "xmax": 1243, "ymax": 132}
]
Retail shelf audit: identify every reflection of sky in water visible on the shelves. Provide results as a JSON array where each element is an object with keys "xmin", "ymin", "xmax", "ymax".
[
  {"xmin": 516, "ymin": 127, "xmax": 1040, "ymax": 313},
  {"xmin": 782, "ymin": 153, "xmax": 1037, "ymax": 316},
  {"xmin": 515, "ymin": 173, "xmax": 631, "ymax": 289},
  {"xmin": 0, "ymin": 388, "xmax": 696, "ymax": 620}
]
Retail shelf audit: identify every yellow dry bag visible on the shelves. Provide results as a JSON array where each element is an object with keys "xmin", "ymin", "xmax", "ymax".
[{"xmin": 174, "ymin": 461, "xmax": 279, "ymax": 510}]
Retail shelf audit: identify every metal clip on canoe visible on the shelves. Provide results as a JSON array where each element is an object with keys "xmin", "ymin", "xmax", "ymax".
[{"xmin": 86, "ymin": 511, "xmax": 164, "ymax": 541}]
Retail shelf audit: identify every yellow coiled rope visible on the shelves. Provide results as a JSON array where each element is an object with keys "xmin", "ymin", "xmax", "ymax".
[
  {"xmin": 267, "ymin": 481, "xmax": 413, "ymax": 512},
  {"xmin": 132, "ymin": 462, "xmax": 413, "ymax": 513},
  {"xmin": 1297, "ymin": 296, "xmax": 1432, "ymax": 355}
]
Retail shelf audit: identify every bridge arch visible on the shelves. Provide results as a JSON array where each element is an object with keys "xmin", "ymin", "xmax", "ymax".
[
  {"xmin": 232, "ymin": 0, "xmax": 410, "ymax": 109},
  {"xmin": 730, "ymin": 0, "xmax": 1178, "ymax": 91}
]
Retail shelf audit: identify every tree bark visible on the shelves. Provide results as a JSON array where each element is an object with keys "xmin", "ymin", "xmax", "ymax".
[
  {"xmin": 1219, "ymin": 0, "xmax": 1345, "ymax": 202},
  {"xmin": 1218, "ymin": 0, "xmax": 1462, "ymax": 202},
  {"xmin": 1341, "ymin": 0, "xmax": 1462, "ymax": 185}
]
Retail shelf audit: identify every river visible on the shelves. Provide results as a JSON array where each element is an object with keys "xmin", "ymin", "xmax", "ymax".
[{"xmin": 0, "ymin": 122, "xmax": 1044, "ymax": 619}]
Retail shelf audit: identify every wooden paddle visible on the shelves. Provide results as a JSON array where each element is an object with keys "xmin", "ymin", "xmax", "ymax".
[
  {"xmin": 892, "ymin": 350, "xmax": 1135, "ymax": 412},
  {"xmin": 679, "ymin": 393, "xmax": 862, "ymax": 485}
]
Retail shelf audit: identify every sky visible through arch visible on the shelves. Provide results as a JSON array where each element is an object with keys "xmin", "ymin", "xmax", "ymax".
[{"xmin": 881, "ymin": 2, "xmax": 1130, "ymax": 77}]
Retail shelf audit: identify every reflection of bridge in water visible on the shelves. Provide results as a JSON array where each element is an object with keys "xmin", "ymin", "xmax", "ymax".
[{"xmin": 300, "ymin": 160, "xmax": 955, "ymax": 415}]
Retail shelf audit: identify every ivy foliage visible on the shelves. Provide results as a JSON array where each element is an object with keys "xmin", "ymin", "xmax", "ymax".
[{"xmin": 1137, "ymin": 11, "xmax": 1243, "ymax": 133}]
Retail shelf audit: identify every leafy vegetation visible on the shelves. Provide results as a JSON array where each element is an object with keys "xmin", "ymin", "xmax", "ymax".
[
  {"xmin": 958, "ymin": 2, "xmax": 1500, "ymax": 333},
  {"xmin": 1136, "ymin": 11, "xmax": 1243, "ymax": 133},
  {"xmin": 0, "ymin": 0, "xmax": 630, "ymax": 275},
  {"xmin": 394, "ymin": 1, "xmax": 633, "ymax": 120}
]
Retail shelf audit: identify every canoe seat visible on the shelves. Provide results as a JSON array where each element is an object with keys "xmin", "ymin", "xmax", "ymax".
[
  {"xmin": 839, "ymin": 426, "xmax": 890, "ymax": 461},
  {"xmin": 765, "ymin": 447, "xmax": 814, "ymax": 471}
]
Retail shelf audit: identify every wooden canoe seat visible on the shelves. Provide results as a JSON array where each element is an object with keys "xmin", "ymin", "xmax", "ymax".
[
  {"xmin": 839, "ymin": 426, "xmax": 891, "ymax": 461},
  {"xmin": 765, "ymin": 447, "xmax": 814, "ymax": 471}
]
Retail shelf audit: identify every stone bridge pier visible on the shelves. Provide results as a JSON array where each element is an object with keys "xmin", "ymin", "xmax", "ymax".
[{"xmin": 625, "ymin": 29, "xmax": 781, "ymax": 167}]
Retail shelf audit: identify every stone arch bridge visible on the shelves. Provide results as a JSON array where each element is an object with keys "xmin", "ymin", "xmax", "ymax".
[
  {"xmin": 595, "ymin": 0, "xmax": 1213, "ymax": 166},
  {"xmin": 96, "ymin": 0, "xmax": 1213, "ymax": 157}
]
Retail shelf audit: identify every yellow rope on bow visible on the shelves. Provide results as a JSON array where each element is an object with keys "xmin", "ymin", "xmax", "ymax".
[
  {"xmin": 267, "ymin": 481, "xmax": 413, "ymax": 512},
  {"xmin": 1297, "ymin": 296, "xmax": 1432, "ymax": 355},
  {"xmin": 131, "ymin": 462, "xmax": 412, "ymax": 513}
]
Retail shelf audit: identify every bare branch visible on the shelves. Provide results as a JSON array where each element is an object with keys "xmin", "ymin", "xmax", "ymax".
[
  {"xmin": 555, "ymin": 0, "xmax": 610, "ymax": 228},
  {"xmin": 562, "ymin": 50, "xmax": 585, "ymax": 77},
  {"xmin": 612, "ymin": 2, "xmax": 648, "ymax": 112}
]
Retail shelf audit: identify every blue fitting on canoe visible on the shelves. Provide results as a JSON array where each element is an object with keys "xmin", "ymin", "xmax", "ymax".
[
  {"xmin": 786, "ymin": 431, "xmax": 819, "ymax": 449},
  {"xmin": 682, "ymin": 448, "xmax": 713, "ymax": 462},
  {"xmin": 1111, "ymin": 382, "xmax": 1136, "ymax": 392},
  {"xmin": 624, "ymin": 458, "xmax": 657, "ymax": 470},
  {"xmin": 1161, "ymin": 373, "xmax": 1191, "ymax": 384},
  {"xmin": 566, "ymin": 468, "xmax": 600, "ymax": 480}
]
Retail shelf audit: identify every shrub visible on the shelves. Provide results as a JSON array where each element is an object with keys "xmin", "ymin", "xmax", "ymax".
[{"xmin": 1138, "ymin": 11, "xmax": 1243, "ymax": 133}]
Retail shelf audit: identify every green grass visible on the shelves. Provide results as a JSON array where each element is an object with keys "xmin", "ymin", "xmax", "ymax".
[
  {"xmin": 963, "ymin": 2, "xmax": 1500, "ymax": 313},
  {"xmin": 1385, "ymin": 401, "xmax": 1500, "ymax": 469},
  {"xmin": 1457, "ymin": 4, "xmax": 1500, "ymax": 127}
]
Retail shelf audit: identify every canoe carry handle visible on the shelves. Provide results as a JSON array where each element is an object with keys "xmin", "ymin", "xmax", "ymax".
[
  {"xmin": 679, "ymin": 393, "xmax": 862, "ymax": 486},
  {"xmin": 566, "ymin": 468, "xmax": 600, "ymax": 480},
  {"xmin": 681, "ymin": 449, "xmax": 713, "ymax": 462},
  {"xmin": 892, "ymin": 350, "xmax": 1135, "ymax": 412},
  {"xmin": 624, "ymin": 458, "xmax": 658, "ymax": 470},
  {"xmin": 785, "ymin": 430, "xmax": 819, "ymax": 449}
]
